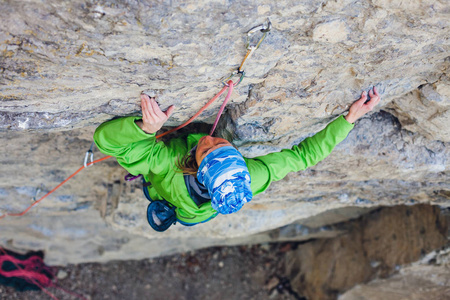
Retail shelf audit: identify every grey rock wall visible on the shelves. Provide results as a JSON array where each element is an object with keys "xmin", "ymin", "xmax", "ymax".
[{"xmin": 0, "ymin": 0, "xmax": 449, "ymax": 264}]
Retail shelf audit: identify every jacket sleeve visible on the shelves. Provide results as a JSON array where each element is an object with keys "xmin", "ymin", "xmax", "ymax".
[
  {"xmin": 93, "ymin": 116, "xmax": 179, "ymax": 176},
  {"xmin": 245, "ymin": 115, "xmax": 354, "ymax": 195}
]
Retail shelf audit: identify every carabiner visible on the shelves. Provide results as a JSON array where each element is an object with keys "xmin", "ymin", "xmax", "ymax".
[
  {"xmin": 125, "ymin": 173, "xmax": 142, "ymax": 181},
  {"xmin": 31, "ymin": 187, "xmax": 42, "ymax": 202},
  {"xmin": 245, "ymin": 18, "xmax": 272, "ymax": 51},
  {"xmin": 84, "ymin": 142, "xmax": 95, "ymax": 168},
  {"xmin": 84, "ymin": 150, "xmax": 94, "ymax": 168},
  {"xmin": 222, "ymin": 69, "xmax": 245, "ymax": 87}
]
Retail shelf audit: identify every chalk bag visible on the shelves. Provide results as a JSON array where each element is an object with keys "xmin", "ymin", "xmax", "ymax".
[{"xmin": 146, "ymin": 200, "xmax": 177, "ymax": 232}]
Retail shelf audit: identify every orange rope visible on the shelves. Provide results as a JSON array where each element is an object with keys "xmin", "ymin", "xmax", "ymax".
[
  {"xmin": 0, "ymin": 156, "xmax": 112, "ymax": 220},
  {"xmin": 0, "ymin": 82, "xmax": 236, "ymax": 220}
]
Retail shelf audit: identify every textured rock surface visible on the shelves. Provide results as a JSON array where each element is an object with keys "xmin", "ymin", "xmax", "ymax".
[
  {"xmin": 0, "ymin": 0, "xmax": 449, "ymax": 265},
  {"xmin": 340, "ymin": 247, "xmax": 450, "ymax": 300},
  {"xmin": 340, "ymin": 265, "xmax": 450, "ymax": 300},
  {"xmin": 284, "ymin": 205, "xmax": 448, "ymax": 300},
  {"xmin": 385, "ymin": 74, "xmax": 450, "ymax": 142}
]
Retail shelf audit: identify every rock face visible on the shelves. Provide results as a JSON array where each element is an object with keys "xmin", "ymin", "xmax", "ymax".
[
  {"xmin": 0, "ymin": 0, "xmax": 449, "ymax": 265},
  {"xmin": 340, "ymin": 265, "xmax": 450, "ymax": 300},
  {"xmin": 284, "ymin": 205, "xmax": 448, "ymax": 300},
  {"xmin": 385, "ymin": 76, "xmax": 450, "ymax": 142},
  {"xmin": 340, "ymin": 245, "xmax": 450, "ymax": 300}
]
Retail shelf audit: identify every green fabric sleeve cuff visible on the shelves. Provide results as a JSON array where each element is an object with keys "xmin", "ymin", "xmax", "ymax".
[
  {"xmin": 93, "ymin": 116, "xmax": 156, "ymax": 155},
  {"xmin": 130, "ymin": 117, "xmax": 157, "ymax": 140},
  {"xmin": 322, "ymin": 115, "xmax": 354, "ymax": 142},
  {"xmin": 333, "ymin": 115, "xmax": 354, "ymax": 133}
]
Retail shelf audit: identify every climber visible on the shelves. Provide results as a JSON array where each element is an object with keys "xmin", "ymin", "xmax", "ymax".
[{"xmin": 93, "ymin": 87, "xmax": 381, "ymax": 231}]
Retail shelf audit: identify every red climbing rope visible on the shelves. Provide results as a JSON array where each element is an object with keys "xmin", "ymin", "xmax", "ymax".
[
  {"xmin": 0, "ymin": 250, "xmax": 54, "ymax": 287},
  {"xmin": 0, "ymin": 247, "xmax": 88, "ymax": 300},
  {"xmin": 0, "ymin": 247, "xmax": 58, "ymax": 299},
  {"xmin": 155, "ymin": 83, "xmax": 232, "ymax": 138},
  {"xmin": 210, "ymin": 81, "xmax": 234, "ymax": 135},
  {"xmin": 0, "ymin": 81, "xmax": 236, "ymax": 220}
]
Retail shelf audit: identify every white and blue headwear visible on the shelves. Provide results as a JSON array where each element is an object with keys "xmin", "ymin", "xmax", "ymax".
[{"xmin": 197, "ymin": 146, "xmax": 252, "ymax": 215}]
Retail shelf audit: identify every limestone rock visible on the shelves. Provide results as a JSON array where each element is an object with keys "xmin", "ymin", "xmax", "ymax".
[
  {"xmin": 386, "ymin": 73, "xmax": 450, "ymax": 142},
  {"xmin": 0, "ymin": 0, "xmax": 449, "ymax": 265},
  {"xmin": 339, "ymin": 248, "xmax": 450, "ymax": 300},
  {"xmin": 339, "ymin": 265, "xmax": 450, "ymax": 300},
  {"xmin": 284, "ymin": 205, "xmax": 448, "ymax": 300}
]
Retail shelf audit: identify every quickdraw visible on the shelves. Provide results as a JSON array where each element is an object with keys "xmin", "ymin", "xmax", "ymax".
[{"xmin": 222, "ymin": 18, "xmax": 272, "ymax": 86}]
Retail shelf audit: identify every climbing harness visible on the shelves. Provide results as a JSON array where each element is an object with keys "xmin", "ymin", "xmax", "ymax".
[{"xmin": 0, "ymin": 19, "xmax": 271, "ymax": 220}]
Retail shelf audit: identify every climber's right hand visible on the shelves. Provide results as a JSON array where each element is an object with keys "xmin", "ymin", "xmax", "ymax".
[
  {"xmin": 136, "ymin": 93, "xmax": 175, "ymax": 134},
  {"xmin": 345, "ymin": 86, "xmax": 381, "ymax": 124}
]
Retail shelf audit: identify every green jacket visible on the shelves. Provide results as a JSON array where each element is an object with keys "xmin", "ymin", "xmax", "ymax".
[{"xmin": 93, "ymin": 115, "xmax": 354, "ymax": 224}]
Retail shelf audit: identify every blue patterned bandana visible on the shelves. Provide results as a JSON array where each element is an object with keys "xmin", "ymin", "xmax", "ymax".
[{"xmin": 197, "ymin": 146, "xmax": 252, "ymax": 214}]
